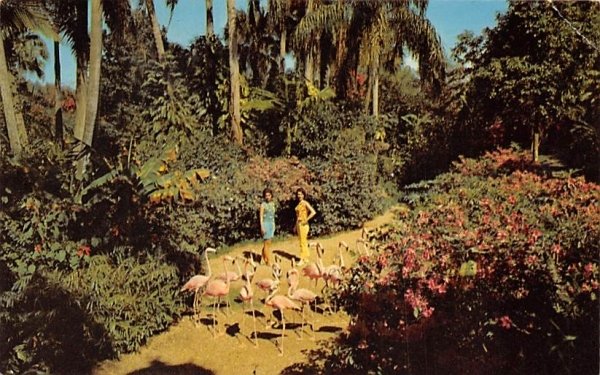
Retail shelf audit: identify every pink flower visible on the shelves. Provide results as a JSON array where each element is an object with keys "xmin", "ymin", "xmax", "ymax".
[{"xmin": 499, "ymin": 315, "xmax": 513, "ymax": 329}]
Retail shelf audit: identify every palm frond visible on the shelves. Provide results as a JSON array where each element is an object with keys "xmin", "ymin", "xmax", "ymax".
[
  {"xmin": 389, "ymin": 6, "xmax": 446, "ymax": 86},
  {"xmin": 0, "ymin": 0, "xmax": 58, "ymax": 40},
  {"xmin": 293, "ymin": 3, "xmax": 349, "ymax": 49}
]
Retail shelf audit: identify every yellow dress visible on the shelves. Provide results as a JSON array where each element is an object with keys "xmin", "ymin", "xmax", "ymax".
[{"xmin": 295, "ymin": 201, "xmax": 310, "ymax": 262}]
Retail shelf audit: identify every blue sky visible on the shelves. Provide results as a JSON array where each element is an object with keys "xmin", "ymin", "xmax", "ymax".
[{"xmin": 40, "ymin": 0, "xmax": 508, "ymax": 88}]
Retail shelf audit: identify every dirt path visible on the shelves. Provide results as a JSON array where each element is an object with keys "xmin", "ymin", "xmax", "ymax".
[{"xmin": 93, "ymin": 207, "xmax": 403, "ymax": 375}]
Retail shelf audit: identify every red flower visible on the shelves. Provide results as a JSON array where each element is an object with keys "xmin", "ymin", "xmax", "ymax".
[
  {"xmin": 499, "ymin": 315, "xmax": 513, "ymax": 329},
  {"xmin": 77, "ymin": 245, "xmax": 91, "ymax": 257}
]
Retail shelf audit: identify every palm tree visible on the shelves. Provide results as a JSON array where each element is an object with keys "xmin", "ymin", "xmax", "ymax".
[
  {"xmin": 54, "ymin": 0, "xmax": 130, "ymax": 178},
  {"xmin": 206, "ymin": 0, "xmax": 214, "ymax": 37},
  {"xmin": 82, "ymin": 0, "xmax": 103, "ymax": 149},
  {"xmin": 0, "ymin": 0, "xmax": 55, "ymax": 157},
  {"xmin": 294, "ymin": 0, "xmax": 445, "ymax": 116},
  {"xmin": 145, "ymin": 0, "xmax": 166, "ymax": 61},
  {"xmin": 267, "ymin": 0, "xmax": 291, "ymax": 75},
  {"xmin": 227, "ymin": 0, "xmax": 242, "ymax": 145}
]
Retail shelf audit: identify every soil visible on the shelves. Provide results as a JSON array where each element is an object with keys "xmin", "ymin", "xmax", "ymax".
[{"xmin": 93, "ymin": 207, "xmax": 403, "ymax": 375}]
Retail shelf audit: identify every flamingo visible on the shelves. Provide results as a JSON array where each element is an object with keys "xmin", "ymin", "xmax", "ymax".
[
  {"xmin": 287, "ymin": 265, "xmax": 318, "ymax": 339},
  {"xmin": 203, "ymin": 257, "xmax": 232, "ymax": 336},
  {"xmin": 180, "ymin": 247, "xmax": 217, "ymax": 324},
  {"xmin": 255, "ymin": 257, "xmax": 282, "ymax": 299},
  {"xmin": 239, "ymin": 260, "xmax": 258, "ymax": 346},
  {"xmin": 215, "ymin": 255, "xmax": 242, "ymax": 282},
  {"xmin": 356, "ymin": 238, "xmax": 371, "ymax": 256},
  {"xmin": 264, "ymin": 285, "xmax": 301, "ymax": 356},
  {"xmin": 321, "ymin": 241, "xmax": 348, "ymax": 313},
  {"xmin": 240, "ymin": 255, "xmax": 257, "ymax": 282},
  {"xmin": 302, "ymin": 242, "xmax": 324, "ymax": 292}
]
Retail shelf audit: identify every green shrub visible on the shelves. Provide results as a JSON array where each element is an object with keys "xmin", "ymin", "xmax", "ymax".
[
  {"xmin": 330, "ymin": 148, "xmax": 599, "ymax": 374},
  {"xmin": 0, "ymin": 254, "xmax": 181, "ymax": 374}
]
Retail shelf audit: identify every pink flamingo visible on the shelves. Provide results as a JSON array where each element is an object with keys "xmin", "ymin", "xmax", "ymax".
[
  {"xmin": 321, "ymin": 241, "xmax": 348, "ymax": 313},
  {"xmin": 240, "ymin": 255, "xmax": 257, "ymax": 282},
  {"xmin": 287, "ymin": 265, "xmax": 318, "ymax": 339},
  {"xmin": 180, "ymin": 247, "xmax": 217, "ymax": 324},
  {"xmin": 264, "ymin": 285, "xmax": 301, "ymax": 356},
  {"xmin": 255, "ymin": 257, "xmax": 282, "ymax": 299},
  {"xmin": 215, "ymin": 255, "xmax": 242, "ymax": 282},
  {"xmin": 239, "ymin": 260, "xmax": 258, "ymax": 346},
  {"xmin": 302, "ymin": 242, "xmax": 324, "ymax": 291},
  {"xmin": 203, "ymin": 257, "xmax": 232, "ymax": 336}
]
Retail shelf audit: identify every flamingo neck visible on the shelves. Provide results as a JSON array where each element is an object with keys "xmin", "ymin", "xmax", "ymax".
[
  {"xmin": 339, "ymin": 247, "xmax": 345, "ymax": 268},
  {"xmin": 204, "ymin": 250, "xmax": 212, "ymax": 277}
]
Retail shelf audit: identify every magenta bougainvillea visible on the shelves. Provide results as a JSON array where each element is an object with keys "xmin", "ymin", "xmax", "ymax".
[{"xmin": 332, "ymin": 148, "xmax": 599, "ymax": 374}]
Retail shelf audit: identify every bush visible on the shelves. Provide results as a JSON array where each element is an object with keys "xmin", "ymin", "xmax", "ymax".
[
  {"xmin": 330, "ymin": 148, "xmax": 599, "ymax": 374},
  {"xmin": 0, "ymin": 254, "xmax": 181, "ymax": 374}
]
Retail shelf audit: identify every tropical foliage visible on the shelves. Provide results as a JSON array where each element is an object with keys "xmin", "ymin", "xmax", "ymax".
[
  {"xmin": 0, "ymin": 0, "xmax": 598, "ymax": 373},
  {"xmin": 328, "ymin": 148, "xmax": 599, "ymax": 374}
]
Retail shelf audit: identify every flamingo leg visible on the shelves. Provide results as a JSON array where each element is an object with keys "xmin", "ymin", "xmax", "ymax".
[
  {"xmin": 297, "ymin": 304, "xmax": 305, "ymax": 340},
  {"xmin": 251, "ymin": 300, "xmax": 257, "ymax": 347},
  {"xmin": 279, "ymin": 310, "xmax": 285, "ymax": 356},
  {"xmin": 192, "ymin": 291, "xmax": 199, "ymax": 326},
  {"xmin": 211, "ymin": 298, "xmax": 218, "ymax": 337}
]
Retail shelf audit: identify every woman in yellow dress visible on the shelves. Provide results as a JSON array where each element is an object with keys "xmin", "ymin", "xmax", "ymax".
[{"xmin": 294, "ymin": 188, "xmax": 316, "ymax": 266}]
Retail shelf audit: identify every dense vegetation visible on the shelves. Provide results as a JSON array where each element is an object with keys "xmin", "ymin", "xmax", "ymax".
[
  {"xmin": 323, "ymin": 148, "xmax": 599, "ymax": 374},
  {"xmin": 0, "ymin": 1, "xmax": 598, "ymax": 373}
]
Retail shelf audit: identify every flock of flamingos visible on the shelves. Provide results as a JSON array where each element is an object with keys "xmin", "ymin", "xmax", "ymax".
[{"xmin": 180, "ymin": 231, "xmax": 372, "ymax": 355}]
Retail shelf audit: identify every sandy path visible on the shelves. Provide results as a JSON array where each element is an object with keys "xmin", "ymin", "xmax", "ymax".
[{"xmin": 93, "ymin": 207, "xmax": 402, "ymax": 375}]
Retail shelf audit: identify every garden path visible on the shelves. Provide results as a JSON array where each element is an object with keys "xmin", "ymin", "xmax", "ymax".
[{"xmin": 93, "ymin": 206, "xmax": 404, "ymax": 375}]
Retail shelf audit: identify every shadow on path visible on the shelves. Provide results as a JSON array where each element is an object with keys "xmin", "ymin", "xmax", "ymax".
[{"xmin": 127, "ymin": 360, "xmax": 215, "ymax": 375}]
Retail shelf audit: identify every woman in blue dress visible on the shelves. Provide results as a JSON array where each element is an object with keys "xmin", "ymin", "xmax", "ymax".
[{"xmin": 259, "ymin": 188, "xmax": 276, "ymax": 265}]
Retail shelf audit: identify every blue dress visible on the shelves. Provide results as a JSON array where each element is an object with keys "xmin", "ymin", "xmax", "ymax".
[{"xmin": 261, "ymin": 201, "xmax": 275, "ymax": 240}]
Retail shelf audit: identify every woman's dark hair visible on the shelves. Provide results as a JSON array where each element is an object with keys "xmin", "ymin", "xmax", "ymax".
[
  {"xmin": 295, "ymin": 187, "xmax": 306, "ymax": 197},
  {"xmin": 263, "ymin": 188, "xmax": 273, "ymax": 198}
]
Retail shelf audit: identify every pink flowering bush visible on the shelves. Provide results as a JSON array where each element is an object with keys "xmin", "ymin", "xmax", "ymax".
[{"xmin": 331, "ymin": 148, "xmax": 599, "ymax": 374}]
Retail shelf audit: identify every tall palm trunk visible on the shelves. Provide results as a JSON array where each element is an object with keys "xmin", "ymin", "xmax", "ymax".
[
  {"xmin": 304, "ymin": 0, "xmax": 315, "ymax": 84},
  {"xmin": 73, "ymin": 0, "xmax": 88, "ymax": 144},
  {"xmin": 372, "ymin": 51, "xmax": 379, "ymax": 118},
  {"xmin": 76, "ymin": 0, "xmax": 102, "ymax": 179},
  {"xmin": 227, "ymin": 0, "xmax": 242, "ymax": 145},
  {"xmin": 54, "ymin": 41, "xmax": 64, "ymax": 146},
  {"xmin": 0, "ymin": 31, "xmax": 22, "ymax": 157},
  {"xmin": 146, "ymin": 0, "xmax": 165, "ymax": 60},
  {"xmin": 83, "ymin": 0, "xmax": 103, "ymax": 147},
  {"xmin": 206, "ymin": 0, "xmax": 214, "ymax": 37},
  {"xmin": 279, "ymin": 27, "xmax": 286, "ymax": 74}
]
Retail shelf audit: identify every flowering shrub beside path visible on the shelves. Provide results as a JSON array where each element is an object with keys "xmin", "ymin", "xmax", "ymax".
[{"xmin": 332, "ymin": 148, "xmax": 599, "ymax": 374}]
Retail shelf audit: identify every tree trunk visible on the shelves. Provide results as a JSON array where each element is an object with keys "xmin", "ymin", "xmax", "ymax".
[
  {"xmin": 0, "ymin": 32, "xmax": 22, "ymax": 157},
  {"xmin": 532, "ymin": 127, "xmax": 540, "ymax": 162},
  {"xmin": 76, "ymin": 0, "xmax": 103, "ymax": 179},
  {"xmin": 372, "ymin": 51, "xmax": 379, "ymax": 118},
  {"xmin": 279, "ymin": 27, "xmax": 286, "ymax": 74},
  {"xmin": 206, "ymin": 0, "xmax": 214, "ymax": 37},
  {"xmin": 14, "ymin": 97, "xmax": 28, "ymax": 147},
  {"xmin": 304, "ymin": 0, "xmax": 315, "ymax": 84},
  {"xmin": 54, "ymin": 41, "xmax": 64, "ymax": 146},
  {"xmin": 73, "ymin": 0, "xmax": 88, "ymax": 144},
  {"xmin": 83, "ymin": 0, "xmax": 103, "ymax": 147},
  {"xmin": 146, "ymin": 0, "xmax": 165, "ymax": 60},
  {"xmin": 227, "ymin": 0, "xmax": 242, "ymax": 145}
]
